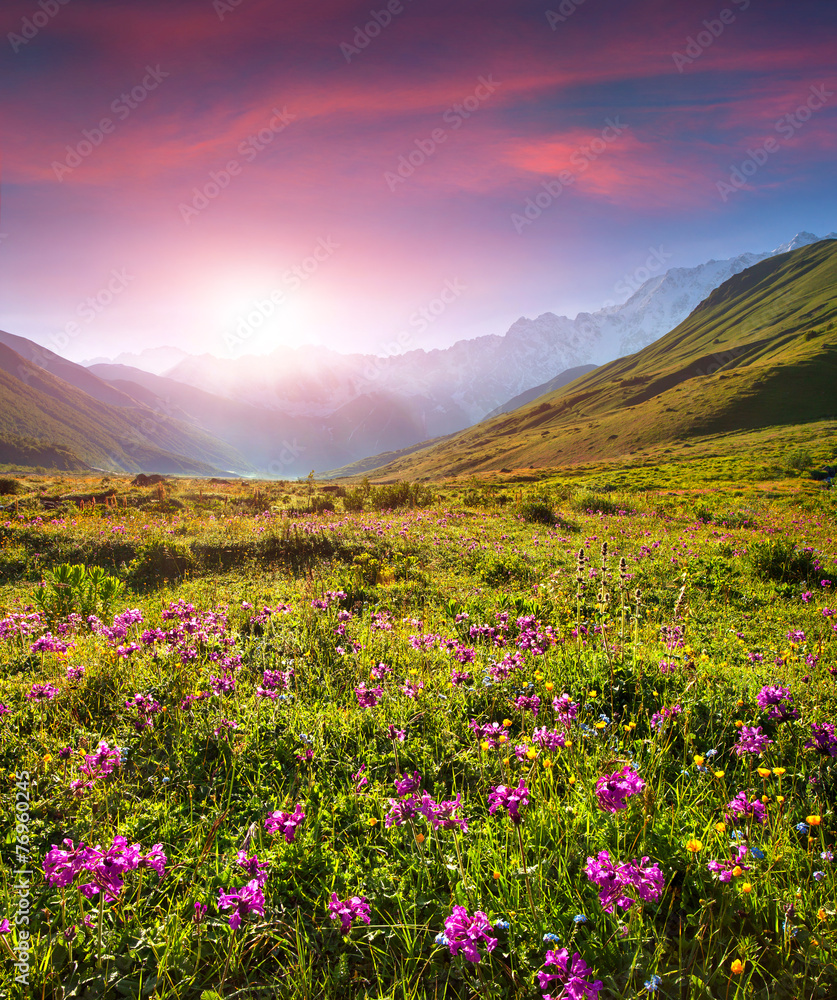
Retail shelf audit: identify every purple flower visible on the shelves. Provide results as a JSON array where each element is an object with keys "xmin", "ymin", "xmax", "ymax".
[
  {"xmin": 515, "ymin": 694, "xmax": 541, "ymax": 717},
  {"xmin": 26, "ymin": 682, "xmax": 59, "ymax": 703},
  {"xmin": 584, "ymin": 850, "xmax": 664, "ymax": 914},
  {"xmin": 532, "ymin": 727, "xmax": 566, "ymax": 751},
  {"xmin": 707, "ymin": 845, "xmax": 751, "ymax": 882},
  {"xmin": 394, "ymin": 771, "xmax": 423, "ymax": 797},
  {"xmin": 79, "ymin": 741, "xmax": 121, "ymax": 779},
  {"xmin": 488, "ymin": 779, "xmax": 530, "ymax": 825},
  {"xmin": 328, "ymin": 893, "xmax": 371, "ymax": 935},
  {"xmin": 236, "ymin": 850, "xmax": 268, "ymax": 886},
  {"xmin": 355, "ymin": 684, "xmax": 383, "ymax": 708},
  {"xmin": 650, "ymin": 704, "xmax": 681, "ymax": 729},
  {"xmin": 264, "ymin": 803, "xmax": 305, "ymax": 842},
  {"xmin": 805, "ymin": 723, "xmax": 837, "ymax": 757},
  {"xmin": 726, "ymin": 792, "xmax": 767, "ymax": 824},
  {"xmin": 735, "ymin": 726, "xmax": 773, "ymax": 756},
  {"xmin": 218, "ymin": 878, "xmax": 265, "ymax": 930},
  {"xmin": 422, "ymin": 793, "xmax": 469, "ymax": 832},
  {"xmin": 193, "ymin": 902, "xmax": 207, "ymax": 924},
  {"xmin": 385, "ymin": 794, "xmax": 421, "ymax": 827},
  {"xmin": 442, "ymin": 905, "xmax": 497, "ymax": 963},
  {"xmin": 0, "ymin": 703, "xmax": 9, "ymax": 716},
  {"xmin": 756, "ymin": 686, "xmax": 799, "ymax": 722},
  {"xmin": 537, "ymin": 948, "xmax": 603, "ymax": 1000},
  {"xmin": 595, "ymin": 765, "xmax": 645, "ymax": 812},
  {"xmin": 386, "ymin": 724, "xmax": 406, "ymax": 742},
  {"xmin": 552, "ymin": 693, "xmax": 579, "ymax": 728},
  {"xmin": 66, "ymin": 664, "xmax": 86, "ymax": 682}
]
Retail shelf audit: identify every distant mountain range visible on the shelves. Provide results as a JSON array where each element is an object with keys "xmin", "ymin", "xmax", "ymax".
[
  {"xmin": 330, "ymin": 238, "xmax": 837, "ymax": 479},
  {"xmin": 1, "ymin": 231, "xmax": 835, "ymax": 477}
]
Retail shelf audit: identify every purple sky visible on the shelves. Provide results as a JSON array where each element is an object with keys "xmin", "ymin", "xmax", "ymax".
[{"xmin": 1, "ymin": 0, "xmax": 835, "ymax": 362}]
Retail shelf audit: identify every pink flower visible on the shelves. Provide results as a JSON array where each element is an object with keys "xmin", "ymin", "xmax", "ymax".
[
  {"xmin": 441, "ymin": 905, "xmax": 496, "ymax": 963},
  {"xmin": 264, "ymin": 803, "xmax": 305, "ymax": 842},
  {"xmin": 537, "ymin": 948, "xmax": 603, "ymax": 1000},
  {"xmin": 328, "ymin": 893, "xmax": 371, "ymax": 935},
  {"xmin": 595, "ymin": 765, "xmax": 644, "ymax": 812}
]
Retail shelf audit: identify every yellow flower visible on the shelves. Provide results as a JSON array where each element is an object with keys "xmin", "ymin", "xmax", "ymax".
[
  {"xmin": 502, "ymin": 757, "xmax": 510, "ymax": 766},
  {"xmin": 498, "ymin": 734, "xmax": 508, "ymax": 744},
  {"xmin": 493, "ymin": 871, "xmax": 502, "ymax": 880},
  {"xmin": 589, "ymin": 690, "xmax": 598, "ymax": 698},
  {"xmin": 527, "ymin": 748, "xmax": 538, "ymax": 760},
  {"xmin": 367, "ymin": 817, "xmax": 378, "ymax": 826},
  {"xmin": 623, "ymin": 725, "xmax": 631, "ymax": 733},
  {"xmin": 543, "ymin": 759, "xmax": 553, "ymax": 769},
  {"xmin": 595, "ymin": 721, "xmax": 606, "ymax": 730},
  {"xmin": 773, "ymin": 767, "xmax": 786, "ymax": 776},
  {"xmin": 686, "ymin": 838, "xmax": 703, "ymax": 853},
  {"xmin": 565, "ymin": 740, "xmax": 573, "ymax": 749},
  {"xmin": 415, "ymin": 833, "xmax": 425, "ymax": 844},
  {"xmin": 735, "ymin": 720, "xmax": 743, "ymax": 728},
  {"xmin": 730, "ymin": 960, "xmax": 744, "ymax": 975},
  {"xmin": 503, "ymin": 719, "xmax": 512, "ymax": 727},
  {"xmin": 731, "ymin": 866, "xmax": 743, "ymax": 877},
  {"xmin": 808, "ymin": 814, "xmax": 822, "ymax": 826},
  {"xmin": 627, "ymin": 721, "xmax": 636, "ymax": 730},
  {"xmin": 545, "ymin": 682, "xmax": 554, "ymax": 692},
  {"xmin": 761, "ymin": 795, "xmax": 769, "ymax": 804},
  {"xmin": 714, "ymin": 770, "xmax": 725, "ymax": 779},
  {"xmin": 715, "ymin": 822, "xmax": 727, "ymax": 833},
  {"xmin": 535, "ymin": 672, "xmax": 544, "ymax": 680},
  {"xmin": 757, "ymin": 767, "xmax": 771, "ymax": 778},
  {"xmin": 568, "ymin": 775, "xmax": 576, "ymax": 785},
  {"xmin": 818, "ymin": 908, "xmax": 827, "ymax": 921},
  {"xmin": 736, "ymin": 699, "xmax": 744, "ymax": 707},
  {"xmin": 481, "ymin": 741, "xmax": 491, "ymax": 752},
  {"xmin": 777, "ymin": 795, "xmax": 785, "ymax": 804},
  {"xmin": 741, "ymin": 883, "xmax": 752, "ymax": 894},
  {"xmin": 693, "ymin": 755, "xmax": 705, "ymax": 767},
  {"xmin": 43, "ymin": 754, "xmax": 52, "ymax": 764}
]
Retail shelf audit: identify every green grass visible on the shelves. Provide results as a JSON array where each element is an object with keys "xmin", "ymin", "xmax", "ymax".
[{"xmin": 0, "ymin": 461, "xmax": 835, "ymax": 998}]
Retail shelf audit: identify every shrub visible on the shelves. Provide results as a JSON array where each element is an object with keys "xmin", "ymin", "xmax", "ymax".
[
  {"xmin": 126, "ymin": 541, "xmax": 195, "ymax": 590},
  {"xmin": 33, "ymin": 563, "xmax": 125, "ymax": 622},
  {"xmin": 0, "ymin": 477, "xmax": 21, "ymax": 496},
  {"xmin": 747, "ymin": 538, "xmax": 825, "ymax": 585}
]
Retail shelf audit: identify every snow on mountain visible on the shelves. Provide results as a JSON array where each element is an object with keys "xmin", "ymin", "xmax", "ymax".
[
  {"xmin": 83, "ymin": 346, "xmax": 189, "ymax": 375},
  {"xmin": 158, "ymin": 232, "xmax": 836, "ymax": 433}
]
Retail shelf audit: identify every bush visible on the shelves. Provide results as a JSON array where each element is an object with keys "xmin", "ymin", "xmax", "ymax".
[
  {"xmin": 33, "ymin": 563, "xmax": 124, "ymax": 622},
  {"xmin": 0, "ymin": 477, "xmax": 21, "ymax": 496},
  {"xmin": 747, "ymin": 538, "xmax": 825, "ymax": 585},
  {"xmin": 126, "ymin": 541, "xmax": 195, "ymax": 590}
]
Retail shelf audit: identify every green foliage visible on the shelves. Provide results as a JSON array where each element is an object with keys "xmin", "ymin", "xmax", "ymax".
[
  {"xmin": 126, "ymin": 540, "xmax": 195, "ymax": 590},
  {"xmin": 32, "ymin": 562, "xmax": 125, "ymax": 621},
  {"xmin": 0, "ymin": 476, "xmax": 21, "ymax": 496},
  {"xmin": 747, "ymin": 537, "xmax": 823, "ymax": 585}
]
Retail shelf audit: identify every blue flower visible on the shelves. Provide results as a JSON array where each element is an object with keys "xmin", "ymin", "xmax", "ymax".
[
  {"xmin": 435, "ymin": 932, "xmax": 449, "ymax": 947},
  {"xmin": 813, "ymin": 871, "xmax": 825, "ymax": 881},
  {"xmin": 543, "ymin": 932, "xmax": 560, "ymax": 943},
  {"xmin": 705, "ymin": 748, "xmax": 717, "ymax": 758},
  {"xmin": 644, "ymin": 976, "xmax": 662, "ymax": 993},
  {"xmin": 573, "ymin": 914, "xmax": 587, "ymax": 924},
  {"xmin": 796, "ymin": 822, "xmax": 810, "ymax": 834},
  {"xmin": 750, "ymin": 846, "xmax": 765, "ymax": 860},
  {"xmin": 494, "ymin": 919, "xmax": 510, "ymax": 930}
]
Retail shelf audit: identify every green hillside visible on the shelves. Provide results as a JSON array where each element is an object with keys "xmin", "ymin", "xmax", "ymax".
[
  {"xmin": 338, "ymin": 239, "xmax": 837, "ymax": 479},
  {"xmin": 0, "ymin": 343, "xmax": 251, "ymax": 475}
]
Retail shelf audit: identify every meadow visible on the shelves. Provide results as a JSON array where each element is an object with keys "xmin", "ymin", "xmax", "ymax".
[{"xmin": 1, "ymin": 453, "xmax": 836, "ymax": 1000}]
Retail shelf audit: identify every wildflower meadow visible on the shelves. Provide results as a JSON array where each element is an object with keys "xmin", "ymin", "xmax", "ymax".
[{"xmin": 1, "ymin": 470, "xmax": 836, "ymax": 999}]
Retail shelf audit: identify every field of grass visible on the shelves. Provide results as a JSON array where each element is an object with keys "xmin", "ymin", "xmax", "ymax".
[{"xmin": 1, "ymin": 454, "xmax": 836, "ymax": 999}]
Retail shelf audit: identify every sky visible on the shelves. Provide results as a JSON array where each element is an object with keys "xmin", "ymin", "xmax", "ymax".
[{"xmin": 1, "ymin": 0, "xmax": 835, "ymax": 364}]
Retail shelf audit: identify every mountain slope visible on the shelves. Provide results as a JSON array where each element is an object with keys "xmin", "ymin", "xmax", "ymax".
[
  {"xmin": 486, "ymin": 365, "xmax": 597, "ymax": 418},
  {"xmin": 335, "ymin": 239, "xmax": 837, "ymax": 479},
  {"xmin": 0, "ymin": 339, "xmax": 252, "ymax": 474}
]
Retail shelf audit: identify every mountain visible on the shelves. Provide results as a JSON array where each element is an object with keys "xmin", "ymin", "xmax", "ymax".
[
  {"xmin": 153, "ymin": 232, "xmax": 836, "ymax": 432},
  {"xmin": 486, "ymin": 365, "xmax": 597, "ymax": 418},
  {"xmin": 82, "ymin": 345, "xmax": 189, "ymax": 375},
  {"xmin": 0, "ymin": 335, "xmax": 252, "ymax": 475},
  {"xmin": 328, "ymin": 239, "xmax": 837, "ymax": 480},
  {"xmin": 82, "ymin": 230, "xmax": 835, "ymax": 476}
]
